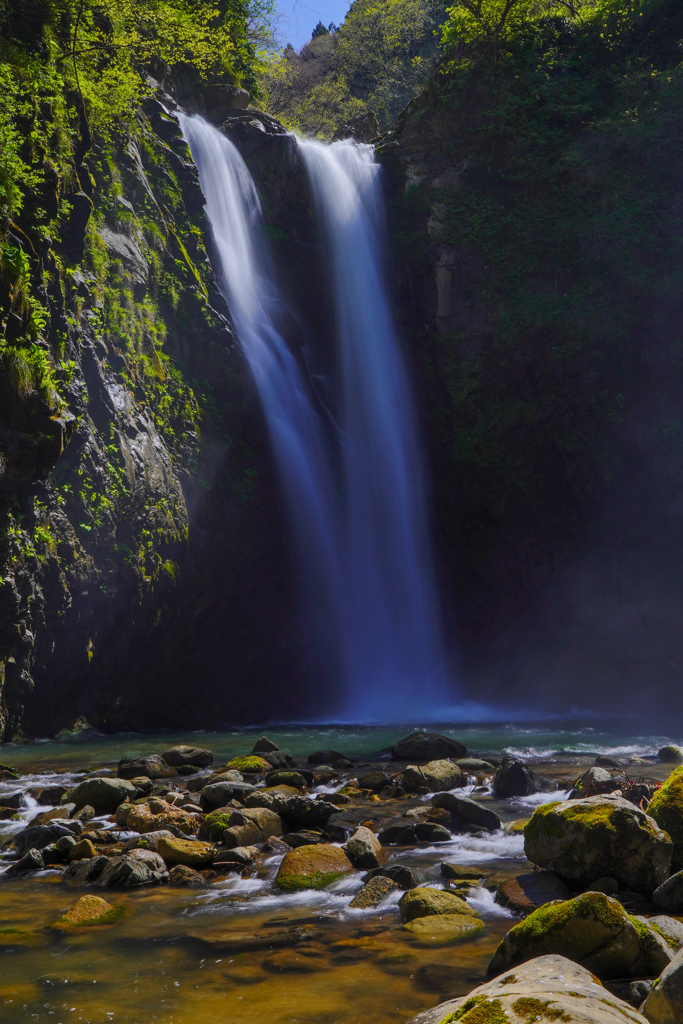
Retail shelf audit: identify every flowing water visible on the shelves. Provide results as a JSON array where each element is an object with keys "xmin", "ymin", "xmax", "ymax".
[{"xmin": 180, "ymin": 115, "xmax": 448, "ymax": 723}]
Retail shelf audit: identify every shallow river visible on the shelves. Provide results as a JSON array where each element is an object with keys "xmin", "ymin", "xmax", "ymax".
[{"xmin": 0, "ymin": 722, "xmax": 677, "ymax": 1024}]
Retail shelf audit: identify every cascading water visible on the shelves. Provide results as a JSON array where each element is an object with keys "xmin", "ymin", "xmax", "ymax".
[
  {"xmin": 299, "ymin": 139, "xmax": 449, "ymax": 719},
  {"xmin": 180, "ymin": 114, "xmax": 450, "ymax": 721}
]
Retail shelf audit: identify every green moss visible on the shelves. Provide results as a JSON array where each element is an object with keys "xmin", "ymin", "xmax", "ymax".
[
  {"xmin": 226, "ymin": 755, "xmax": 270, "ymax": 774},
  {"xmin": 203, "ymin": 812, "xmax": 233, "ymax": 842},
  {"xmin": 506, "ymin": 891, "xmax": 626, "ymax": 948},
  {"xmin": 650, "ymin": 921, "xmax": 679, "ymax": 950},
  {"xmin": 648, "ymin": 767, "xmax": 683, "ymax": 861},
  {"xmin": 276, "ymin": 869, "xmax": 348, "ymax": 892},
  {"xmin": 440, "ymin": 996, "xmax": 508, "ymax": 1024},
  {"xmin": 524, "ymin": 801, "xmax": 563, "ymax": 843},
  {"xmin": 511, "ymin": 998, "xmax": 571, "ymax": 1022}
]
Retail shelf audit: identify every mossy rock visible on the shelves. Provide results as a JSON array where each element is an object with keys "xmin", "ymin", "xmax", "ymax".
[
  {"xmin": 658, "ymin": 747, "xmax": 683, "ymax": 764},
  {"xmin": 0, "ymin": 927, "xmax": 49, "ymax": 948},
  {"xmin": 156, "ymin": 837, "xmax": 214, "ymax": 868},
  {"xmin": 648, "ymin": 766, "xmax": 683, "ymax": 871},
  {"xmin": 488, "ymin": 891, "xmax": 651, "ymax": 980},
  {"xmin": 199, "ymin": 811, "xmax": 234, "ymax": 842},
  {"xmin": 275, "ymin": 843, "xmax": 353, "ymax": 891},
  {"xmin": 524, "ymin": 795, "xmax": 671, "ymax": 894},
  {"xmin": 399, "ymin": 886, "xmax": 476, "ymax": 922},
  {"xmin": 402, "ymin": 914, "xmax": 485, "ymax": 944},
  {"xmin": 226, "ymin": 755, "xmax": 271, "ymax": 774},
  {"xmin": 52, "ymin": 895, "xmax": 125, "ymax": 930}
]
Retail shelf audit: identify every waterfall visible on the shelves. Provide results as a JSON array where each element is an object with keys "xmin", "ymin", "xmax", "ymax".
[
  {"xmin": 299, "ymin": 139, "xmax": 449, "ymax": 719},
  {"xmin": 180, "ymin": 114, "xmax": 450, "ymax": 721}
]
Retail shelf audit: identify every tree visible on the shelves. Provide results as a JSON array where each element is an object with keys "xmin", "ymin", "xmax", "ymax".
[
  {"xmin": 311, "ymin": 20, "xmax": 329, "ymax": 37},
  {"xmin": 441, "ymin": 0, "xmax": 588, "ymax": 61}
]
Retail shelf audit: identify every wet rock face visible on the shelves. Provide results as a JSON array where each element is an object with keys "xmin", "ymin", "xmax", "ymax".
[
  {"xmin": 405, "ymin": 954, "xmax": 649, "ymax": 1024},
  {"xmin": 493, "ymin": 756, "xmax": 550, "ymax": 798},
  {"xmin": 391, "ymin": 732, "xmax": 467, "ymax": 762},
  {"xmin": 524, "ymin": 795, "xmax": 672, "ymax": 895},
  {"xmin": 643, "ymin": 947, "xmax": 683, "ymax": 1024}
]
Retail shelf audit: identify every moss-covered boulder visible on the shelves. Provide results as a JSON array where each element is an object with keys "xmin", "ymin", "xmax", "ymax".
[
  {"xmin": 275, "ymin": 844, "xmax": 353, "ymax": 891},
  {"xmin": 649, "ymin": 766, "xmax": 683, "ymax": 872},
  {"xmin": 52, "ymin": 895, "xmax": 124, "ymax": 930},
  {"xmin": 68, "ymin": 777, "xmax": 136, "ymax": 815},
  {"xmin": 488, "ymin": 891, "xmax": 672, "ymax": 980},
  {"xmin": 642, "ymin": 947, "xmax": 683, "ymax": 1024},
  {"xmin": 524, "ymin": 795, "xmax": 671, "ymax": 894},
  {"xmin": 399, "ymin": 887, "xmax": 475, "ymax": 923},
  {"xmin": 406, "ymin": 954, "xmax": 648, "ymax": 1024},
  {"xmin": 199, "ymin": 811, "xmax": 234, "ymax": 842},
  {"xmin": 403, "ymin": 760, "xmax": 463, "ymax": 793},
  {"xmin": 226, "ymin": 755, "xmax": 271, "ymax": 774},
  {"xmin": 156, "ymin": 837, "xmax": 214, "ymax": 868},
  {"xmin": 127, "ymin": 802, "xmax": 195, "ymax": 835},
  {"xmin": 403, "ymin": 914, "xmax": 485, "ymax": 943}
]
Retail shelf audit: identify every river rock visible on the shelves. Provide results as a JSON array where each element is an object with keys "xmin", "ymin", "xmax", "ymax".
[
  {"xmin": 365, "ymin": 864, "xmax": 420, "ymax": 889},
  {"xmin": 162, "ymin": 745, "xmax": 214, "ymax": 768},
  {"xmin": 200, "ymin": 780, "xmax": 255, "ymax": 807},
  {"xmin": 658, "ymin": 746, "xmax": 683, "ymax": 764},
  {"xmin": 653, "ymin": 870, "xmax": 683, "ymax": 912},
  {"xmin": 118, "ymin": 755, "xmax": 176, "ymax": 780},
  {"xmin": 98, "ymin": 854, "xmax": 169, "ymax": 888},
  {"xmin": 570, "ymin": 766, "xmax": 624, "ymax": 799},
  {"xmin": 67, "ymin": 838, "xmax": 96, "ymax": 861},
  {"xmin": 524, "ymin": 795, "xmax": 672, "ymax": 893},
  {"xmin": 53, "ymin": 895, "xmax": 123, "ymax": 929},
  {"xmin": 378, "ymin": 821, "xmax": 418, "ymax": 846},
  {"xmin": 225, "ymin": 755, "xmax": 271, "ymax": 774},
  {"xmin": 495, "ymin": 871, "xmax": 570, "ymax": 915},
  {"xmin": 399, "ymin": 887, "xmax": 474, "ymax": 922},
  {"xmin": 169, "ymin": 864, "xmax": 205, "ymax": 885},
  {"xmin": 223, "ymin": 806, "xmax": 283, "ymax": 847},
  {"xmin": 642, "ymin": 947, "xmax": 683, "ymax": 1023},
  {"xmin": 493, "ymin": 755, "xmax": 550, "ymax": 797},
  {"xmin": 403, "ymin": 914, "xmax": 485, "ymax": 943},
  {"xmin": 432, "ymin": 792, "xmax": 502, "ymax": 831},
  {"xmin": 488, "ymin": 891, "xmax": 672, "ymax": 979},
  {"xmin": 157, "ymin": 837, "xmax": 214, "ymax": 867},
  {"xmin": 275, "ymin": 844, "xmax": 353, "ymax": 891},
  {"xmin": 648, "ymin": 766, "xmax": 683, "ymax": 872},
  {"xmin": 127, "ymin": 801, "xmax": 196, "ymax": 835},
  {"xmin": 403, "ymin": 760, "xmax": 463, "ymax": 793},
  {"xmin": 63, "ymin": 855, "xmax": 109, "ymax": 884},
  {"xmin": 391, "ymin": 732, "xmax": 466, "ymax": 762},
  {"xmin": 15, "ymin": 821, "xmax": 79, "ymax": 856},
  {"xmin": 358, "ymin": 771, "xmax": 392, "ymax": 791},
  {"xmin": 277, "ymin": 795, "xmax": 338, "ymax": 831},
  {"xmin": 456, "ymin": 758, "xmax": 496, "ymax": 774},
  {"xmin": 405, "ymin": 954, "xmax": 649, "ymax": 1024},
  {"xmin": 264, "ymin": 771, "xmax": 308, "ymax": 790},
  {"xmin": 415, "ymin": 822, "xmax": 452, "ymax": 843},
  {"xmin": 69, "ymin": 777, "xmax": 137, "ymax": 814},
  {"xmin": 121, "ymin": 830, "xmax": 174, "ymax": 853},
  {"xmin": 349, "ymin": 875, "xmax": 400, "ymax": 908},
  {"xmin": 8, "ymin": 848, "xmax": 44, "ymax": 873},
  {"xmin": 648, "ymin": 916, "xmax": 683, "ymax": 951},
  {"xmin": 346, "ymin": 826, "xmax": 382, "ymax": 869}
]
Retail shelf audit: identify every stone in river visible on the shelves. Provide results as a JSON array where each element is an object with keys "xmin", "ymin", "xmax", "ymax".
[
  {"xmin": 275, "ymin": 843, "xmax": 354, "ymax": 891},
  {"xmin": 455, "ymin": 758, "xmax": 496, "ymax": 774},
  {"xmin": 15, "ymin": 821, "xmax": 79, "ymax": 856},
  {"xmin": 346, "ymin": 825, "xmax": 382, "ymax": 868},
  {"xmin": 118, "ymin": 755, "xmax": 176, "ymax": 780},
  {"xmin": 357, "ymin": 771, "xmax": 392, "ymax": 791},
  {"xmin": 187, "ymin": 926, "xmax": 317, "ymax": 953},
  {"xmin": 282, "ymin": 831, "xmax": 325, "ymax": 847},
  {"xmin": 162, "ymin": 744, "xmax": 214, "ymax": 768},
  {"xmin": 658, "ymin": 746, "xmax": 683, "ymax": 763},
  {"xmin": 365, "ymin": 864, "xmax": 420, "ymax": 889},
  {"xmin": 403, "ymin": 914, "xmax": 485, "ymax": 943},
  {"xmin": 8, "ymin": 848, "xmax": 44, "ymax": 873},
  {"xmin": 278, "ymin": 795, "xmax": 338, "ymax": 830},
  {"xmin": 399, "ymin": 887, "xmax": 475, "ymax": 922},
  {"xmin": 63, "ymin": 855, "xmax": 109, "ymax": 884},
  {"xmin": 127, "ymin": 801, "xmax": 196, "ymax": 835},
  {"xmin": 648, "ymin": 765, "xmax": 683, "ymax": 872},
  {"xmin": 307, "ymin": 749, "xmax": 348, "ymax": 764},
  {"xmin": 156, "ymin": 837, "xmax": 214, "ymax": 867},
  {"xmin": 121, "ymin": 830, "xmax": 175, "ymax": 853},
  {"xmin": 349, "ymin": 875, "xmax": 400, "ymax": 908},
  {"xmin": 251, "ymin": 736, "xmax": 280, "ymax": 753},
  {"xmin": 495, "ymin": 871, "xmax": 570, "ymax": 915},
  {"xmin": 405, "ymin": 954, "xmax": 649, "ymax": 1024},
  {"xmin": 377, "ymin": 821, "xmax": 418, "ymax": 846},
  {"xmin": 493, "ymin": 754, "xmax": 551, "ymax": 797},
  {"xmin": 69, "ymin": 777, "xmax": 137, "ymax": 815},
  {"xmin": 264, "ymin": 770, "xmax": 308, "ymax": 790},
  {"xmin": 653, "ymin": 870, "xmax": 683, "ymax": 912},
  {"xmin": 432, "ymin": 791, "xmax": 502, "ymax": 832},
  {"xmin": 414, "ymin": 822, "xmax": 452, "ymax": 843},
  {"xmin": 97, "ymin": 854, "xmax": 169, "ymax": 888},
  {"xmin": 391, "ymin": 731, "xmax": 467, "ymax": 762},
  {"xmin": 440, "ymin": 863, "xmax": 486, "ymax": 881},
  {"xmin": 524, "ymin": 794, "xmax": 672, "ymax": 894},
  {"xmin": 53, "ymin": 895, "xmax": 124, "ymax": 929},
  {"xmin": 403, "ymin": 760, "xmax": 463, "ymax": 793},
  {"xmin": 642, "ymin": 947, "xmax": 683, "ymax": 1024},
  {"xmin": 169, "ymin": 864, "xmax": 205, "ymax": 885},
  {"xmin": 488, "ymin": 891, "xmax": 674, "ymax": 980},
  {"xmin": 67, "ymin": 838, "xmax": 97, "ymax": 861},
  {"xmin": 226, "ymin": 755, "xmax": 271, "ymax": 774},
  {"xmin": 200, "ymin": 780, "xmax": 255, "ymax": 807}
]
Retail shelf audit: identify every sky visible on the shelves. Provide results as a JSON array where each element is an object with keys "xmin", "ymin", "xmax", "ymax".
[{"xmin": 274, "ymin": 0, "xmax": 353, "ymax": 50}]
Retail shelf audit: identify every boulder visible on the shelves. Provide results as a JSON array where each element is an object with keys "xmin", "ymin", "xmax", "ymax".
[
  {"xmin": 642, "ymin": 947, "xmax": 683, "ymax": 1023},
  {"xmin": 98, "ymin": 854, "xmax": 169, "ymax": 888},
  {"xmin": 63, "ymin": 855, "xmax": 109, "ymax": 885},
  {"xmin": 402, "ymin": 914, "xmax": 485, "ymax": 943},
  {"xmin": 432, "ymin": 792, "xmax": 502, "ymax": 832},
  {"xmin": 653, "ymin": 870, "xmax": 683, "ymax": 913},
  {"xmin": 264, "ymin": 771, "xmax": 307, "ymax": 790},
  {"xmin": 200, "ymin": 780, "xmax": 255, "ymax": 808},
  {"xmin": 405, "ymin": 954, "xmax": 648, "ymax": 1024},
  {"xmin": 403, "ymin": 760, "xmax": 463, "ymax": 793},
  {"xmin": 69, "ymin": 777, "xmax": 137, "ymax": 815},
  {"xmin": 53, "ymin": 895, "xmax": 123, "ymax": 929},
  {"xmin": 456, "ymin": 758, "xmax": 496, "ymax": 773},
  {"xmin": 357, "ymin": 771, "xmax": 392, "ymax": 792},
  {"xmin": 349, "ymin": 875, "xmax": 400, "ymax": 909},
  {"xmin": 414, "ymin": 822, "xmax": 452, "ymax": 843},
  {"xmin": 15, "ymin": 821, "xmax": 79, "ymax": 856},
  {"xmin": 278, "ymin": 795, "xmax": 338, "ymax": 831},
  {"xmin": 365, "ymin": 864, "xmax": 420, "ymax": 890},
  {"xmin": 378, "ymin": 821, "xmax": 418, "ymax": 846},
  {"xmin": 440, "ymin": 864, "xmax": 486, "ymax": 881},
  {"xmin": 162, "ymin": 745, "xmax": 214, "ymax": 768},
  {"xmin": 156, "ymin": 837, "xmax": 214, "ymax": 867},
  {"xmin": 488, "ymin": 892, "xmax": 673, "ymax": 979},
  {"xmin": 495, "ymin": 872, "xmax": 571, "ymax": 915},
  {"xmin": 570, "ymin": 766, "xmax": 624, "ymax": 799},
  {"xmin": 346, "ymin": 826, "xmax": 382, "ymax": 869},
  {"xmin": 307, "ymin": 749, "xmax": 347, "ymax": 764},
  {"xmin": 275, "ymin": 844, "xmax": 353, "ymax": 891},
  {"xmin": 658, "ymin": 746, "xmax": 683, "ymax": 764},
  {"xmin": 648, "ymin": 766, "xmax": 683, "ymax": 872},
  {"xmin": 222, "ymin": 806, "xmax": 283, "ymax": 847},
  {"xmin": 251, "ymin": 736, "xmax": 280, "ymax": 753},
  {"xmin": 121, "ymin": 830, "xmax": 175, "ymax": 853},
  {"xmin": 8, "ymin": 848, "xmax": 44, "ymax": 873},
  {"xmin": 493, "ymin": 755, "xmax": 550, "ymax": 798},
  {"xmin": 67, "ymin": 838, "xmax": 96, "ymax": 861},
  {"xmin": 117, "ymin": 755, "xmax": 175, "ymax": 780},
  {"xmin": 169, "ymin": 864, "xmax": 205, "ymax": 886},
  {"xmin": 391, "ymin": 732, "xmax": 466, "ymax": 762},
  {"xmin": 647, "ymin": 916, "xmax": 683, "ymax": 952},
  {"xmin": 399, "ymin": 887, "xmax": 474, "ymax": 922},
  {"xmin": 524, "ymin": 795, "xmax": 672, "ymax": 894},
  {"xmin": 127, "ymin": 801, "xmax": 196, "ymax": 835},
  {"xmin": 225, "ymin": 755, "xmax": 271, "ymax": 774}
]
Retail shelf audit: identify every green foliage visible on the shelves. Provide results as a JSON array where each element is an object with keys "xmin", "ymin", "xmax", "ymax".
[{"xmin": 262, "ymin": 0, "xmax": 447, "ymax": 136}]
